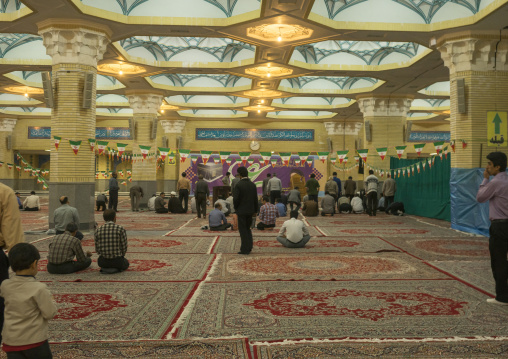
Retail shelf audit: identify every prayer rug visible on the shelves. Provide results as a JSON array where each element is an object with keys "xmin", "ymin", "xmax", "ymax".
[
  {"xmin": 94, "ymin": 218, "xmax": 190, "ymax": 231},
  {"xmin": 317, "ymin": 226, "xmax": 463, "ymax": 237},
  {"xmin": 37, "ymin": 253, "xmax": 214, "ymax": 281},
  {"xmin": 254, "ymin": 340, "xmax": 508, "ymax": 358},
  {"xmin": 430, "ymin": 260, "xmax": 494, "ymax": 295},
  {"xmin": 208, "ymin": 253, "xmax": 447, "ymax": 281},
  {"xmin": 212, "ymin": 236, "xmax": 397, "ymax": 254},
  {"xmin": 47, "ymin": 339, "xmax": 252, "ymax": 359},
  {"xmin": 174, "ymin": 280, "xmax": 508, "ymax": 341},
  {"xmin": 47, "ymin": 281, "xmax": 195, "ymax": 341},
  {"xmin": 169, "ymin": 226, "xmax": 322, "ymax": 237},
  {"xmin": 380, "ymin": 237, "xmax": 490, "ymax": 261}
]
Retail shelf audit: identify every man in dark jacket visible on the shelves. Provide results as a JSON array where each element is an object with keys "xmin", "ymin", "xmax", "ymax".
[
  {"xmin": 168, "ymin": 191, "xmax": 186, "ymax": 213},
  {"xmin": 195, "ymin": 174, "xmax": 209, "ymax": 218},
  {"xmin": 233, "ymin": 167, "xmax": 258, "ymax": 255},
  {"xmin": 108, "ymin": 172, "xmax": 119, "ymax": 212},
  {"xmin": 154, "ymin": 192, "xmax": 168, "ymax": 213}
]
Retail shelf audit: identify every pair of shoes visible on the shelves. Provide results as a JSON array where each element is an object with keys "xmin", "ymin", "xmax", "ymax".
[
  {"xmin": 486, "ymin": 298, "xmax": 508, "ymax": 305},
  {"xmin": 100, "ymin": 268, "xmax": 120, "ymax": 274},
  {"xmin": 237, "ymin": 251, "xmax": 250, "ymax": 255}
]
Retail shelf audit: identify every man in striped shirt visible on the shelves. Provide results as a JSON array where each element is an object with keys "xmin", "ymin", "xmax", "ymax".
[
  {"xmin": 94, "ymin": 209, "xmax": 129, "ymax": 274},
  {"xmin": 257, "ymin": 195, "xmax": 279, "ymax": 230}
]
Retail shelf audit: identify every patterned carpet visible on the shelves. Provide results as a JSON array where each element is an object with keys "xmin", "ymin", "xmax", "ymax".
[{"xmin": 12, "ymin": 196, "xmax": 507, "ymax": 358}]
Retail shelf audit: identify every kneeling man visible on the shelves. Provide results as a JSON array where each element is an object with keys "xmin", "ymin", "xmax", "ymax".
[
  {"xmin": 94, "ymin": 209, "xmax": 129, "ymax": 274},
  {"xmin": 277, "ymin": 210, "xmax": 311, "ymax": 248},
  {"xmin": 47, "ymin": 223, "xmax": 92, "ymax": 274},
  {"xmin": 209, "ymin": 203, "xmax": 232, "ymax": 231}
]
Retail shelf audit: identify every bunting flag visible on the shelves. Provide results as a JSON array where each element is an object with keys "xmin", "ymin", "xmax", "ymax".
[
  {"xmin": 121, "ymin": 181, "xmax": 127, "ymax": 186},
  {"xmin": 433, "ymin": 141, "xmax": 445, "ymax": 154},
  {"xmin": 444, "ymin": 146, "xmax": 449, "ymax": 159},
  {"xmin": 461, "ymin": 139, "xmax": 468, "ymax": 149},
  {"xmin": 294, "ymin": 156, "xmax": 301, "ymax": 165},
  {"xmin": 158, "ymin": 147, "xmax": 170, "ymax": 161},
  {"xmin": 317, "ymin": 152, "xmax": 329, "ymax": 163},
  {"xmin": 168, "ymin": 152, "xmax": 175, "ymax": 163},
  {"xmin": 88, "ymin": 139, "xmax": 96, "ymax": 152},
  {"xmin": 422, "ymin": 161, "xmax": 426, "ymax": 170},
  {"xmin": 191, "ymin": 154, "xmax": 199, "ymax": 164},
  {"xmin": 279, "ymin": 152, "xmax": 291, "ymax": 166},
  {"xmin": 298, "ymin": 152, "xmax": 310, "ymax": 165},
  {"xmin": 97, "ymin": 141, "xmax": 108, "ymax": 155},
  {"xmin": 179, "ymin": 149, "xmax": 190, "ymax": 163},
  {"xmin": 397, "ymin": 169, "xmax": 401, "ymax": 178},
  {"xmin": 127, "ymin": 170, "xmax": 132, "ymax": 176},
  {"xmin": 336, "ymin": 150, "xmax": 348, "ymax": 164},
  {"xmin": 128, "ymin": 176, "xmax": 132, "ymax": 183},
  {"xmin": 54, "ymin": 136, "xmax": 61, "ymax": 150},
  {"xmin": 380, "ymin": 170, "xmax": 384, "ymax": 177},
  {"xmin": 417, "ymin": 162, "xmax": 421, "ymax": 173},
  {"xmin": 357, "ymin": 149, "xmax": 368, "ymax": 163},
  {"xmin": 411, "ymin": 165, "xmax": 415, "ymax": 175},
  {"xmin": 376, "ymin": 147, "xmax": 388, "ymax": 160},
  {"xmin": 247, "ymin": 157, "xmax": 255, "ymax": 166},
  {"xmin": 260, "ymin": 152, "xmax": 271, "ymax": 166},
  {"xmin": 201, "ymin": 150, "xmax": 213, "ymax": 164},
  {"xmin": 239, "ymin": 152, "xmax": 251, "ymax": 166},
  {"xmin": 42, "ymin": 182, "xmax": 48, "ymax": 190},
  {"xmin": 69, "ymin": 140, "xmax": 82, "ymax": 155},
  {"xmin": 118, "ymin": 170, "xmax": 124, "ymax": 177},
  {"xmin": 117, "ymin": 143, "xmax": 128, "ymax": 158},
  {"xmin": 212, "ymin": 156, "xmax": 220, "ymax": 164},
  {"xmin": 330, "ymin": 157, "xmax": 337, "ymax": 165},
  {"xmin": 270, "ymin": 157, "xmax": 278, "ymax": 167},
  {"xmin": 395, "ymin": 145, "xmax": 406, "ymax": 159},
  {"xmin": 427, "ymin": 157, "xmax": 432, "ymax": 168},
  {"xmin": 220, "ymin": 151, "xmax": 232, "ymax": 164},
  {"xmin": 15, "ymin": 165, "xmax": 21, "ymax": 171},
  {"xmin": 7, "ymin": 163, "xmax": 13, "ymax": 170},
  {"xmin": 343, "ymin": 157, "xmax": 348, "ymax": 165},
  {"xmin": 354, "ymin": 156, "xmax": 359, "ymax": 163},
  {"xmin": 139, "ymin": 145, "xmax": 151, "ymax": 159},
  {"xmin": 226, "ymin": 157, "xmax": 233, "ymax": 165},
  {"xmin": 95, "ymin": 172, "xmax": 99, "ymax": 179},
  {"xmin": 450, "ymin": 140, "xmax": 456, "ymax": 153},
  {"xmin": 306, "ymin": 156, "xmax": 313, "ymax": 166},
  {"xmin": 414, "ymin": 143, "xmax": 426, "ymax": 156}
]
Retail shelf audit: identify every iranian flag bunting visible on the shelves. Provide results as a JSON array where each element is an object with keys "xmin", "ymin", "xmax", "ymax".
[
  {"xmin": 139, "ymin": 145, "xmax": 151, "ymax": 159},
  {"xmin": 128, "ymin": 176, "xmax": 132, "ymax": 183},
  {"xmin": 330, "ymin": 157, "xmax": 337, "ymax": 165},
  {"xmin": 450, "ymin": 140, "xmax": 456, "ymax": 152},
  {"xmin": 54, "ymin": 136, "xmax": 61, "ymax": 150},
  {"xmin": 279, "ymin": 152, "xmax": 291, "ymax": 166},
  {"xmin": 428, "ymin": 157, "xmax": 432, "ymax": 168},
  {"xmin": 247, "ymin": 157, "xmax": 255, "ymax": 166},
  {"xmin": 127, "ymin": 170, "xmax": 132, "ymax": 176},
  {"xmin": 0, "ymin": 161, "xmax": 3, "ymax": 167},
  {"xmin": 417, "ymin": 162, "xmax": 421, "ymax": 173},
  {"xmin": 226, "ymin": 157, "xmax": 233, "ymax": 165},
  {"xmin": 376, "ymin": 147, "xmax": 388, "ymax": 160},
  {"xmin": 343, "ymin": 157, "xmax": 348, "ymax": 165},
  {"xmin": 317, "ymin": 152, "xmax": 329, "ymax": 163},
  {"xmin": 117, "ymin": 143, "xmax": 128, "ymax": 158},
  {"xmin": 357, "ymin": 149, "xmax": 368, "ymax": 163},
  {"xmin": 298, "ymin": 152, "xmax": 310, "ymax": 164},
  {"xmin": 69, "ymin": 140, "xmax": 82, "ymax": 155},
  {"xmin": 422, "ymin": 161, "xmax": 426, "ymax": 170},
  {"xmin": 179, "ymin": 149, "xmax": 190, "ymax": 163},
  {"xmin": 191, "ymin": 154, "xmax": 198, "ymax": 164},
  {"xmin": 42, "ymin": 182, "xmax": 48, "ymax": 190},
  {"xmin": 397, "ymin": 169, "xmax": 401, "ymax": 177},
  {"xmin": 413, "ymin": 143, "xmax": 425, "ymax": 156},
  {"xmin": 461, "ymin": 139, "xmax": 468, "ymax": 149},
  {"xmin": 158, "ymin": 147, "xmax": 170, "ymax": 161},
  {"xmin": 201, "ymin": 150, "xmax": 213, "ymax": 165},
  {"xmin": 336, "ymin": 150, "xmax": 348, "ymax": 164},
  {"xmin": 260, "ymin": 152, "xmax": 271, "ymax": 166},
  {"xmin": 444, "ymin": 146, "xmax": 449, "ymax": 159},
  {"xmin": 270, "ymin": 158, "xmax": 278, "ymax": 167},
  {"xmin": 239, "ymin": 152, "xmax": 251, "ymax": 166},
  {"xmin": 411, "ymin": 165, "xmax": 415, "ymax": 175},
  {"xmin": 168, "ymin": 152, "xmax": 175, "ymax": 163},
  {"xmin": 88, "ymin": 139, "xmax": 96, "ymax": 152},
  {"xmin": 220, "ymin": 152, "xmax": 231, "ymax": 164},
  {"xmin": 97, "ymin": 141, "xmax": 108, "ymax": 155},
  {"xmin": 121, "ymin": 181, "xmax": 127, "ymax": 186},
  {"xmin": 433, "ymin": 141, "xmax": 445, "ymax": 154},
  {"xmin": 212, "ymin": 156, "xmax": 219, "ymax": 164},
  {"xmin": 306, "ymin": 157, "xmax": 313, "ymax": 166},
  {"xmin": 354, "ymin": 156, "xmax": 359, "ymax": 163},
  {"xmin": 395, "ymin": 146, "xmax": 406, "ymax": 159},
  {"xmin": 15, "ymin": 165, "xmax": 20, "ymax": 171},
  {"xmin": 293, "ymin": 156, "xmax": 301, "ymax": 165},
  {"xmin": 7, "ymin": 163, "xmax": 13, "ymax": 170}
]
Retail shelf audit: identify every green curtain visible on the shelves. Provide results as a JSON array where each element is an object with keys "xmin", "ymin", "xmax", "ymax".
[{"xmin": 390, "ymin": 155, "xmax": 450, "ymax": 221}]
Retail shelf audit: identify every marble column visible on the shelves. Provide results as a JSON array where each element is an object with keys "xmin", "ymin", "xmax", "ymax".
[
  {"xmin": 160, "ymin": 119, "xmax": 186, "ymax": 193},
  {"xmin": 38, "ymin": 20, "xmax": 111, "ymax": 230},
  {"xmin": 323, "ymin": 121, "xmax": 362, "ymax": 181}
]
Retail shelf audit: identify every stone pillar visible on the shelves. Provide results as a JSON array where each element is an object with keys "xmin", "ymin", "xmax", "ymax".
[
  {"xmin": 437, "ymin": 31, "xmax": 508, "ymax": 234},
  {"xmin": 324, "ymin": 121, "xmax": 361, "ymax": 181},
  {"xmin": 160, "ymin": 120, "xmax": 186, "ymax": 193},
  {"xmin": 127, "ymin": 91, "xmax": 164, "ymax": 208},
  {"xmin": 0, "ymin": 119, "xmax": 17, "ymax": 188},
  {"xmin": 38, "ymin": 20, "xmax": 111, "ymax": 230},
  {"xmin": 357, "ymin": 96, "xmax": 413, "ymax": 176}
]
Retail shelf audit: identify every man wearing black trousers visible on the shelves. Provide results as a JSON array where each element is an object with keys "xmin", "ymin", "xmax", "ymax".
[
  {"xmin": 108, "ymin": 172, "xmax": 119, "ymax": 212},
  {"xmin": 233, "ymin": 166, "xmax": 258, "ymax": 255}
]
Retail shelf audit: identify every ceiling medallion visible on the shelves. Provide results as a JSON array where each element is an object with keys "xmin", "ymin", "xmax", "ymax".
[
  {"xmin": 245, "ymin": 65, "xmax": 293, "ymax": 78},
  {"xmin": 244, "ymin": 89, "xmax": 282, "ymax": 98},
  {"xmin": 4, "ymin": 86, "xmax": 44, "ymax": 95},
  {"xmin": 98, "ymin": 63, "xmax": 146, "ymax": 75},
  {"xmin": 243, "ymin": 105, "xmax": 275, "ymax": 111},
  {"xmin": 247, "ymin": 24, "xmax": 313, "ymax": 42}
]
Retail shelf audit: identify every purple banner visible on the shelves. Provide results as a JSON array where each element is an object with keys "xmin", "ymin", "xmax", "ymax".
[{"xmin": 184, "ymin": 154, "xmax": 323, "ymax": 195}]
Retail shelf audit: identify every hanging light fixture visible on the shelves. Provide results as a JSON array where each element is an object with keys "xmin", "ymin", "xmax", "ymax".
[
  {"xmin": 119, "ymin": 61, "xmax": 123, "ymax": 75},
  {"xmin": 277, "ymin": 27, "xmax": 282, "ymax": 42}
]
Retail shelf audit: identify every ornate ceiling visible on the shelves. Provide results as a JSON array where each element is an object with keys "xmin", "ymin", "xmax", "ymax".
[{"xmin": 0, "ymin": 0, "xmax": 505, "ymax": 122}]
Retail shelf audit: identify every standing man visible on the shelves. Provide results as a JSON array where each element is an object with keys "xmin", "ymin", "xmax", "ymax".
[
  {"xmin": 325, "ymin": 176, "xmax": 339, "ymax": 206},
  {"xmin": 177, "ymin": 172, "xmax": 191, "ymax": 213},
  {"xmin": 108, "ymin": 172, "xmax": 119, "ymax": 212},
  {"xmin": 267, "ymin": 173, "xmax": 282, "ymax": 204},
  {"xmin": 94, "ymin": 209, "xmax": 129, "ymax": 274},
  {"xmin": 332, "ymin": 172, "xmax": 342, "ymax": 196},
  {"xmin": 0, "ymin": 182, "xmax": 24, "ymax": 344},
  {"xmin": 364, "ymin": 170, "xmax": 379, "ymax": 216},
  {"xmin": 129, "ymin": 184, "xmax": 144, "ymax": 212},
  {"xmin": 96, "ymin": 192, "xmax": 108, "ymax": 211},
  {"xmin": 222, "ymin": 172, "xmax": 231, "ymax": 186},
  {"xmin": 477, "ymin": 152, "xmax": 508, "ymax": 305},
  {"xmin": 231, "ymin": 172, "xmax": 241, "ymax": 193},
  {"xmin": 305, "ymin": 173, "xmax": 320, "ymax": 203},
  {"xmin": 195, "ymin": 174, "xmax": 209, "ymax": 219},
  {"xmin": 344, "ymin": 176, "xmax": 357, "ymax": 201},
  {"xmin": 23, "ymin": 191, "xmax": 40, "ymax": 211},
  {"xmin": 287, "ymin": 186, "xmax": 301, "ymax": 211},
  {"xmin": 233, "ymin": 166, "xmax": 258, "ymax": 254},
  {"xmin": 54, "ymin": 196, "xmax": 83, "ymax": 240},
  {"xmin": 382, "ymin": 174, "xmax": 397, "ymax": 208},
  {"xmin": 262, "ymin": 173, "xmax": 271, "ymax": 197}
]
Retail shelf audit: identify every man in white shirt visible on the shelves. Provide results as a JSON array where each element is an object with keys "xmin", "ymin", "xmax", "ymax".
[
  {"xmin": 350, "ymin": 193, "xmax": 364, "ymax": 214},
  {"xmin": 147, "ymin": 194, "xmax": 156, "ymax": 211},
  {"xmin": 214, "ymin": 195, "xmax": 231, "ymax": 216},
  {"xmin": 23, "ymin": 191, "xmax": 40, "ymax": 211},
  {"xmin": 226, "ymin": 194, "xmax": 235, "ymax": 214},
  {"xmin": 276, "ymin": 210, "xmax": 311, "ymax": 248},
  {"xmin": 267, "ymin": 173, "xmax": 282, "ymax": 204}
]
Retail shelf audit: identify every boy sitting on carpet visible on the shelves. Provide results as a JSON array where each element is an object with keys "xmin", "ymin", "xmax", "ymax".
[{"xmin": 1, "ymin": 243, "xmax": 58, "ymax": 359}]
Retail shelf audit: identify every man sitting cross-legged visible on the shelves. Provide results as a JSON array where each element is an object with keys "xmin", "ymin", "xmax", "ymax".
[
  {"xmin": 94, "ymin": 209, "xmax": 129, "ymax": 274},
  {"xmin": 47, "ymin": 222, "xmax": 92, "ymax": 274},
  {"xmin": 257, "ymin": 195, "xmax": 279, "ymax": 230},
  {"xmin": 209, "ymin": 203, "xmax": 232, "ymax": 231},
  {"xmin": 277, "ymin": 210, "xmax": 311, "ymax": 248}
]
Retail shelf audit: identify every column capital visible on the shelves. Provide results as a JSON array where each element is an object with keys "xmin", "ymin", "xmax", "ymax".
[
  {"xmin": 323, "ymin": 122, "xmax": 362, "ymax": 136},
  {"xmin": 356, "ymin": 96, "xmax": 413, "ymax": 118},
  {"xmin": 37, "ymin": 19, "xmax": 111, "ymax": 67},
  {"xmin": 126, "ymin": 91, "xmax": 164, "ymax": 115},
  {"xmin": 0, "ymin": 118, "xmax": 16, "ymax": 132},
  {"xmin": 160, "ymin": 120, "xmax": 186, "ymax": 134},
  {"xmin": 437, "ymin": 31, "xmax": 508, "ymax": 73}
]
